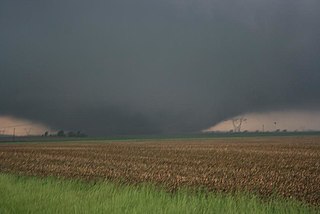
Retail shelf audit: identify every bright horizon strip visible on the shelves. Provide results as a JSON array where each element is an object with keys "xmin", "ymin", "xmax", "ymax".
[
  {"xmin": 1, "ymin": 110, "xmax": 320, "ymax": 136},
  {"xmin": 205, "ymin": 110, "xmax": 320, "ymax": 132},
  {"xmin": 0, "ymin": 116, "xmax": 54, "ymax": 136}
]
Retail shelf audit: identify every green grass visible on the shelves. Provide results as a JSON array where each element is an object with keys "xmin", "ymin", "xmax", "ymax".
[
  {"xmin": 0, "ymin": 174, "xmax": 317, "ymax": 214},
  {"xmin": 2, "ymin": 131, "xmax": 320, "ymax": 144}
]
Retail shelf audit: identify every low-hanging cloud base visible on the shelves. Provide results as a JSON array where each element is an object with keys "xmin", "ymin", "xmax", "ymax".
[{"xmin": 1, "ymin": 0, "xmax": 319, "ymax": 136}]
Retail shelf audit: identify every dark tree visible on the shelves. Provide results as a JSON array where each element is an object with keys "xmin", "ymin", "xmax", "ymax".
[
  {"xmin": 57, "ymin": 130, "xmax": 65, "ymax": 137},
  {"xmin": 67, "ymin": 131, "xmax": 76, "ymax": 137}
]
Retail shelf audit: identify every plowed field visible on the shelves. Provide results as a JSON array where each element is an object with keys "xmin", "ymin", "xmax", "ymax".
[{"xmin": 0, "ymin": 136, "xmax": 319, "ymax": 205}]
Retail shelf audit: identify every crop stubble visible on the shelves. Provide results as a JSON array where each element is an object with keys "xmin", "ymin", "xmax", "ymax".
[{"xmin": 0, "ymin": 136, "xmax": 319, "ymax": 205}]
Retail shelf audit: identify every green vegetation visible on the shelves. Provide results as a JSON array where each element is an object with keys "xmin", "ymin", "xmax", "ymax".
[
  {"xmin": 2, "ymin": 131, "xmax": 320, "ymax": 144},
  {"xmin": 0, "ymin": 174, "xmax": 317, "ymax": 214}
]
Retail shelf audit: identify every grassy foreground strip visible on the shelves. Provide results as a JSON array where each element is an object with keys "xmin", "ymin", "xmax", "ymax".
[{"xmin": 0, "ymin": 174, "xmax": 317, "ymax": 214}]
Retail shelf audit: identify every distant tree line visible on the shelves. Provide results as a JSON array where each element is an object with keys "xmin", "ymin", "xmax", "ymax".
[{"xmin": 43, "ymin": 130, "xmax": 87, "ymax": 138}]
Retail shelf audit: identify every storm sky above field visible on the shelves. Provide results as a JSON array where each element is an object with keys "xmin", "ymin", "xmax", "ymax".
[{"xmin": 1, "ymin": 0, "xmax": 320, "ymax": 136}]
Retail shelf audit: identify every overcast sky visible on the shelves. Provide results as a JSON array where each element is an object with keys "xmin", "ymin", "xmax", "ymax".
[{"xmin": 1, "ymin": 0, "xmax": 319, "ymax": 136}]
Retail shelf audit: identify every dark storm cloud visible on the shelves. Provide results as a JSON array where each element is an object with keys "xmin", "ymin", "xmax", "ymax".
[{"xmin": 1, "ymin": 0, "xmax": 319, "ymax": 135}]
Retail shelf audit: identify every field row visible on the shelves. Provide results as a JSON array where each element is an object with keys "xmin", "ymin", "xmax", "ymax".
[{"xmin": 0, "ymin": 136, "xmax": 319, "ymax": 205}]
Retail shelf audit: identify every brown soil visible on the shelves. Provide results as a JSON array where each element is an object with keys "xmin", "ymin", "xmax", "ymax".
[{"xmin": 0, "ymin": 136, "xmax": 319, "ymax": 205}]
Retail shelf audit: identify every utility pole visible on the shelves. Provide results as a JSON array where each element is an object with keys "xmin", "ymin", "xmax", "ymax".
[
  {"xmin": 13, "ymin": 128, "xmax": 16, "ymax": 141},
  {"xmin": 24, "ymin": 128, "xmax": 32, "ymax": 136},
  {"xmin": 231, "ymin": 117, "xmax": 247, "ymax": 133},
  {"xmin": 0, "ymin": 128, "xmax": 5, "ymax": 135}
]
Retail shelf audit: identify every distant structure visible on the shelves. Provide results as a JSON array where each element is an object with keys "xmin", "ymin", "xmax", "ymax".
[
  {"xmin": 13, "ymin": 128, "xmax": 15, "ymax": 141},
  {"xmin": 231, "ymin": 117, "xmax": 247, "ymax": 133},
  {"xmin": 0, "ymin": 129, "xmax": 5, "ymax": 135},
  {"xmin": 24, "ymin": 128, "xmax": 32, "ymax": 136}
]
